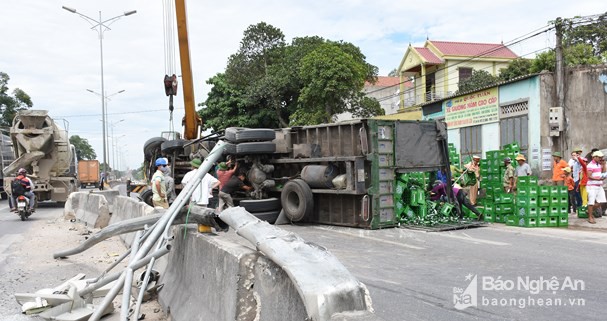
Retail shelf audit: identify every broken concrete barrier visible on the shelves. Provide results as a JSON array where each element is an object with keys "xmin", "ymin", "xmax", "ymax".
[{"xmin": 64, "ymin": 192, "xmax": 110, "ymax": 228}]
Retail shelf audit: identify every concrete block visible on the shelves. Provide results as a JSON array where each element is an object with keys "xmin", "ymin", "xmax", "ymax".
[
  {"xmin": 64, "ymin": 192, "xmax": 110, "ymax": 228},
  {"xmin": 93, "ymin": 190, "xmax": 120, "ymax": 213},
  {"xmin": 110, "ymin": 196, "xmax": 161, "ymax": 246},
  {"xmin": 158, "ymin": 227, "xmax": 311, "ymax": 321}
]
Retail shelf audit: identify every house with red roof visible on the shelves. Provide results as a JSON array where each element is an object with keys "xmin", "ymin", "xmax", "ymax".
[{"xmin": 397, "ymin": 40, "xmax": 518, "ymax": 107}]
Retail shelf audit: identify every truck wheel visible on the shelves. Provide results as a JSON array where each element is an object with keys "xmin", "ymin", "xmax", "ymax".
[
  {"xmin": 225, "ymin": 128, "xmax": 275, "ymax": 143},
  {"xmin": 140, "ymin": 189, "xmax": 154, "ymax": 207},
  {"xmin": 239, "ymin": 198, "xmax": 281, "ymax": 213},
  {"xmin": 144, "ymin": 137, "xmax": 167, "ymax": 158},
  {"xmin": 235, "ymin": 142, "xmax": 276, "ymax": 155},
  {"xmin": 161, "ymin": 139, "xmax": 186, "ymax": 154},
  {"xmin": 281, "ymin": 179, "xmax": 313, "ymax": 222}
]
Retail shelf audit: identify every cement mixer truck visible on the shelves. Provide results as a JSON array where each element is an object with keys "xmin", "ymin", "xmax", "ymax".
[{"xmin": 2, "ymin": 110, "xmax": 78, "ymax": 203}]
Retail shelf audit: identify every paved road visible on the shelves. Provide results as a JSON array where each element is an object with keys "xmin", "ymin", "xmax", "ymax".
[{"xmin": 281, "ymin": 222, "xmax": 607, "ymax": 321}]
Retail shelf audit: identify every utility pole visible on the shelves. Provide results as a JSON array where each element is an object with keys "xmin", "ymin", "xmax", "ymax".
[{"xmin": 554, "ymin": 17, "xmax": 566, "ymax": 154}]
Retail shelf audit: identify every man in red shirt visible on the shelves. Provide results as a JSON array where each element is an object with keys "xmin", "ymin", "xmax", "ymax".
[{"xmin": 216, "ymin": 160, "xmax": 238, "ymax": 189}]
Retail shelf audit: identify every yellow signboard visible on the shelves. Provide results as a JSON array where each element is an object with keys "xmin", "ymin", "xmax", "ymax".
[{"xmin": 444, "ymin": 87, "xmax": 499, "ymax": 128}]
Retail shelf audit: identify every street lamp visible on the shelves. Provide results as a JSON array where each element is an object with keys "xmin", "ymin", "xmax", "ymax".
[
  {"xmin": 112, "ymin": 133, "xmax": 126, "ymax": 174},
  {"xmin": 87, "ymin": 89, "xmax": 125, "ymax": 170},
  {"xmin": 63, "ymin": 5, "xmax": 136, "ymax": 177}
]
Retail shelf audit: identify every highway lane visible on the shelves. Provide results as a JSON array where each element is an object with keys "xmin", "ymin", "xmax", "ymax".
[{"xmin": 281, "ymin": 223, "xmax": 607, "ymax": 321}]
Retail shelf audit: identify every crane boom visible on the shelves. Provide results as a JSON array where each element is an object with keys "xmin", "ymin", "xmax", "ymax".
[{"xmin": 174, "ymin": 0, "xmax": 200, "ymax": 140}]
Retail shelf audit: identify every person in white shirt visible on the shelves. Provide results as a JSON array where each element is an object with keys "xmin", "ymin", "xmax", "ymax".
[{"xmin": 181, "ymin": 158, "xmax": 220, "ymax": 207}]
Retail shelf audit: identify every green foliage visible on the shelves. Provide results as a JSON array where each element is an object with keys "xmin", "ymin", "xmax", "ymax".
[
  {"xmin": 499, "ymin": 58, "xmax": 532, "ymax": 81},
  {"xmin": 69, "ymin": 135, "xmax": 97, "ymax": 160},
  {"xmin": 564, "ymin": 43, "xmax": 604, "ymax": 65},
  {"xmin": 560, "ymin": 12, "xmax": 607, "ymax": 58},
  {"xmin": 529, "ymin": 50, "xmax": 556, "ymax": 73},
  {"xmin": 388, "ymin": 68, "xmax": 398, "ymax": 77},
  {"xmin": 200, "ymin": 23, "xmax": 380, "ymax": 130},
  {"xmin": 456, "ymin": 70, "xmax": 499, "ymax": 94},
  {"xmin": 0, "ymin": 72, "xmax": 33, "ymax": 127}
]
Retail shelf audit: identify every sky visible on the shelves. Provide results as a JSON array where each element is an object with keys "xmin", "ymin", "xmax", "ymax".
[{"xmin": 1, "ymin": 0, "xmax": 605, "ymax": 171}]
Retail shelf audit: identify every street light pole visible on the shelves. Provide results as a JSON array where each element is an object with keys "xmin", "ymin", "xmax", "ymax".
[
  {"xmin": 63, "ymin": 6, "xmax": 136, "ymax": 177},
  {"xmin": 86, "ymin": 89, "xmax": 125, "ymax": 172}
]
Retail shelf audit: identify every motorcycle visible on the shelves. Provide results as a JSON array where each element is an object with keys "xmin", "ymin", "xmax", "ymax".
[{"xmin": 16, "ymin": 194, "xmax": 33, "ymax": 221}]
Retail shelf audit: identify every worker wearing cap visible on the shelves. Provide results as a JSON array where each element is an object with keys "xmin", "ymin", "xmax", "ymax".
[
  {"xmin": 551, "ymin": 152, "xmax": 568, "ymax": 186},
  {"xmin": 182, "ymin": 158, "xmax": 220, "ymax": 208},
  {"xmin": 586, "ymin": 150, "xmax": 605, "ymax": 224},
  {"xmin": 151, "ymin": 157, "xmax": 169, "ymax": 209},
  {"xmin": 514, "ymin": 154, "xmax": 531, "ymax": 177},
  {"xmin": 568, "ymin": 147, "xmax": 584, "ymax": 208},
  {"xmin": 464, "ymin": 155, "xmax": 481, "ymax": 205},
  {"xmin": 503, "ymin": 157, "xmax": 515, "ymax": 193}
]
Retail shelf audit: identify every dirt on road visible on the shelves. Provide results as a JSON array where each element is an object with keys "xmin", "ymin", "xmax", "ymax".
[{"xmin": 0, "ymin": 207, "xmax": 169, "ymax": 321}]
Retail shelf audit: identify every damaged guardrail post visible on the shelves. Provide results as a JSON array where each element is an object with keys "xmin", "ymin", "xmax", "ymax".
[
  {"xmin": 89, "ymin": 141, "xmax": 227, "ymax": 321},
  {"xmin": 121, "ymin": 230, "xmax": 142, "ymax": 320}
]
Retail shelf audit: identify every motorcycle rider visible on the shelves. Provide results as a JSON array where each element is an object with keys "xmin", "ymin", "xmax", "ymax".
[{"xmin": 9, "ymin": 168, "xmax": 36, "ymax": 213}]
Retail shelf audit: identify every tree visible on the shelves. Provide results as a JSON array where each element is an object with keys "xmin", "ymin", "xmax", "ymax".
[
  {"xmin": 561, "ymin": 12, "xmax": 607, "ymax": 58},
  {"xmin": 0, "ymin": 72, "xmax": 33, "ymax": 127},
  {"xmin": 456, "ymin": 70, "xmax": 499, "ymax": 94},
  {"xmin": 201, "ymin": 23, "xmax": 381, "ymax": 129},
  {"xmin": 499, "ymin": 58, "xmax": 532, "ymax": 81},
  {"xmin": 69, "ymin": 135, "xmax": 97, "ymax": 160},
  {"xmin": 388, "ymin": 68, "xmax": 398, "ymax": 77}
]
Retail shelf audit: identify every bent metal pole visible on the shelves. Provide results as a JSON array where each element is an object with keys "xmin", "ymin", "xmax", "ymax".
[{"xmin": 89, "ymin": 140, "xmax": 228, "ymax": 321}]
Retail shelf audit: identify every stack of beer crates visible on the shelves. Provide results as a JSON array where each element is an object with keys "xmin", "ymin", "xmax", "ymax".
[
  {"xmin": 507, "ymin": 179, "xmax": 569, "ymax": 227},
  {"xmin": 478, "ymin": 144, "xmax": 519, "ymax": 223},
  {"xmin": 448, "ymin": 143, "xmax": 460, "ymax": 167}
]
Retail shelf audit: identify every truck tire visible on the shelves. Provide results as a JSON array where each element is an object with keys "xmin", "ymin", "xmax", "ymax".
[
  {"xmin": 225, "ymin": 128, "xmax": 275, "ymax": 143},
  {"xmin": 281, "ymin": 179, "xmax": 313, "ymax": 222},
  {"xmin": 144, "ymin": 137, "xmax": 167, "ymax": 158},
  {"xmin": 140, "ymin": 189, "xmax": 154, "ymax": 207},
  {"xmin": 223, "ymin": 143, "xmax": 236, "ymax": 155},
  {"xmin": 252, "ymin": 210, "xmax": 281, "ymax": 224},
  {"xmin": 239, "ymin": 198, "xmax": 281, "ymax": 213},
  {"xmin": 235, "ymin": 142, "xmax": 276, "ymax": 155},
  {"xmin": 161, "ymin": 139, "xmax": 186, "ymax": 154}
]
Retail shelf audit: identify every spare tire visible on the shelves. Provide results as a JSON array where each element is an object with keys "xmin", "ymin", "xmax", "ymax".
[
  {"xmin": 143, "ymin": 137, "xmax": 167, "ymax": 159},
  {"xmin": 161, "ymin": 139, "xmax": 187, "ymax": 154},
  {"xmin": 225, "ymin": 128, "xmax": 275, "ymax": 143},
  {"xmin": 239, "ymin": 198, "xmax": 281, "ymax": 213},
  {"xmin": 281, "ymin": 179, "xmax": 313, "ymax": 222},
  {"xmin": 235, "ymin": 142, "xmax": 276, "ymax": 155}
]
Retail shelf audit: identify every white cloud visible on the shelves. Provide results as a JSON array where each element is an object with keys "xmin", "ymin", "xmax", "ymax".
[{"xmin": 1, "ymin": 0, "xmax": 605, "ymax": 170}]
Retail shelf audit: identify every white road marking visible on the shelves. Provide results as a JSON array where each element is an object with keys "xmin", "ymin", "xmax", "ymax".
[
  {"xmin": 489, "ymin": 225, "xmax": 607, "ymax": 245},
  {"xmin": 433, "ymin": 231, "xmax": 511, "ymax": 246},
  {"xmin": 310, "ymin": 226, "xmax": 425, "ymax": 250}
]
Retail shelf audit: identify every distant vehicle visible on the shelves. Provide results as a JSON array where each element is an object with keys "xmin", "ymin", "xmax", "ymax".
[
  {"xmin": 78, "ymin": 159, "xmax": 100, "ymax": 189},
  {"xmin": 2, "ymin": 110, "xmax": 79, "ymax": 203}
]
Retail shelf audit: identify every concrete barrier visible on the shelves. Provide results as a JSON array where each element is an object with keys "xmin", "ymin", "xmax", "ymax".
[
  {"xmin": 92, "ymin": 190, "xmax": 120, "ymax": 214},
  {"xmin": 64, "ymin": 191, "xmax": 110, "ymax": 228},
  {"xmin": 110, "ymin": 196, "xmax": 165, "ymax": 246},
  {"xmin": 158, "ymin": 227, "xmax": 309, "ymax": 321}
]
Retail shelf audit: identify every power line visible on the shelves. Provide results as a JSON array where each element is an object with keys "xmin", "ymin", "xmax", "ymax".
[{"xmin": 55, "ymin": 107, "xmax": 185, "ymax": 118}]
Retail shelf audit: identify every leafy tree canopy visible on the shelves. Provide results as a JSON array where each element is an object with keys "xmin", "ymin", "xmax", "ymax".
[
  {"xmin": 456, "ymin": 70, "xmax": 499, "ymax": 94},
  {"xmin": 0, "ymin": 72, "xmax": 33, "ymax": 127},
  {"xmin": 69, "ymin": 135, "xmax": 97, "ymax": 160},
  {"xmin": 199, "ymin": 22, "xmax": 381, "ymax": 131}
]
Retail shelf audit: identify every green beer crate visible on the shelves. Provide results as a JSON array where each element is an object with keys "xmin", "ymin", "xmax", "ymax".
[
  {"xmin": 558, "ymin": 215, "xmax": 569, "ymax": 227},
  {"xmin": 577, "ymin": 205, "xmax": 588, "ymax": 218},
  {"xmin": 558, "ymin": 206, "xmax": 568, "ymax": 216},
  {"xmin": 548, "ymin": 206, "xmax": 561, "ymax": 217},
  {"xmin": 549, "ymin": 196, "xmax": 559, "ymax": 206},
  {"xmin": 518, "ymin": 216, "xmax": 538, "ymax": 227},
  {"xmin": 480, "ymin": 167, "xmax": 489, "ymax": 177},
  {"xmin": 506, "ymin": 215, "xmax": 517, "ymax": 226},
  {"xmin": 538, "ymin": 196, "xmax": 550, "ymax": 207},
  {"xmin": 538, "ymin": 207, "xmax": 549, "ymax": 217},
  {"xmin": 537, "ymin": 216, "xmax": 548, "ymax": 227},
  {"xmin": 498, "ymin": 204, "xmax": 514, "ymax": 215},
  {"xmin": 494, "ymin": 214, "xmax": 502, "ymax": 223},
  {"xmin": 439, "ymin": 203, "xmax": 455, "ymax": 217},
  {"xmin": 486, "ymin": 150, "xmax": 499, "ymax": 159},
  {"xmin": 484, "ymin": 212, "xmax": 495, "ymax": 223},
  {"xmin": 516, "ymin": 195, "xmax": 537, "ymax": 207},
  {"xmin": 538, "ymin": 186, "xmax": 550, "ymax": 196},
  {"xmin": 558, "ymin": 196, "xmax": 569, "ymax": 207},
  {"xmin": 549, "ymin": 185, "xmax": 568, "ymax": 196},
  {"xmin": 518, "ymin": 176, "xmax": 538, "ymax": 187},
  {"xmin": 494, "ymin": 193, "xmax": 514, "ymax": 204},
  {"xmin": 548, "ymin": 216, "xmax": 559, "ymax": 227},
  {"xmin": 516, "ymin": 206, "xmax": 538, "ymax": 217},
  {"xmin": 517, "ymin": 186, "xmax": 538, "ymax": 197}
]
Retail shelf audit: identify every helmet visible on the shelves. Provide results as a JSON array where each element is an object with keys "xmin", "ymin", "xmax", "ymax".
[
  {"xmin": 17, "ymin": 168, "xmax": 27, "ymax": 175},
  {"xmin": 155, "ymin": 158, "xmax": 168, "ymax": 166}
]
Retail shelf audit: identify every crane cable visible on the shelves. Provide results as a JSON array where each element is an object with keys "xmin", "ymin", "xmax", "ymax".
[{"xmin": 162, "ymin": 0, "xmax": 177, "ymax": 133}]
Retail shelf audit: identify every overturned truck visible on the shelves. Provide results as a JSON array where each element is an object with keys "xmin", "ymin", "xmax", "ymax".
[{"xmin": 222, "ymin": 119, "xmax": 450, "ymax": 229}]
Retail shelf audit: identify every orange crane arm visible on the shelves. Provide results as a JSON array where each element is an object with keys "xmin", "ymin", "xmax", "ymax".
[{"xmin": 175, "ymin": 0, "xmax": 201, "ymax": 140}]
